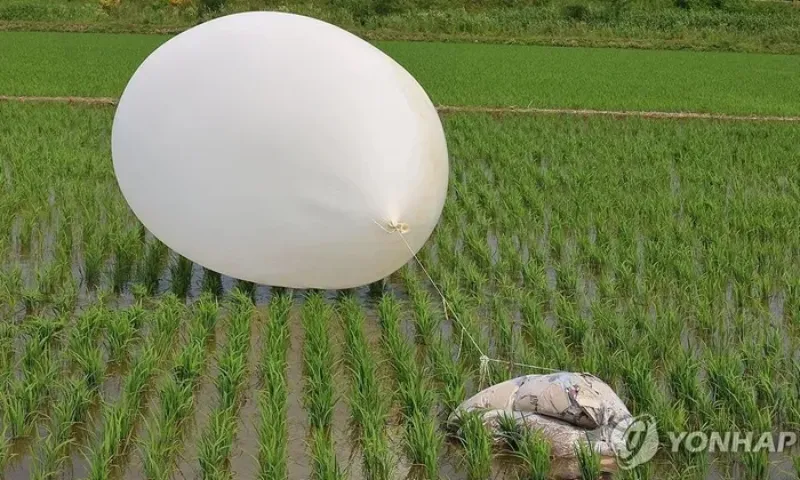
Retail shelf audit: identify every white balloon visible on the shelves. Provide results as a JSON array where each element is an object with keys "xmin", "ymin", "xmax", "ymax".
[{"xmin": 112, "ymin": 12, "xmax": 448, "ymax": 290}]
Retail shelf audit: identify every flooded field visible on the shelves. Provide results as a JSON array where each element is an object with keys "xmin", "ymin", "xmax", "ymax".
[{"xmin": 1, "ymin": 104, "xmax": 799, "ymax": 479}]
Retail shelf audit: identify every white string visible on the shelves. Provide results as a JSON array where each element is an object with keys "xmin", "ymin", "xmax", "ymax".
[{"xmin": 374, "ymin": 219, "xmax": 560, "ymax": 381}]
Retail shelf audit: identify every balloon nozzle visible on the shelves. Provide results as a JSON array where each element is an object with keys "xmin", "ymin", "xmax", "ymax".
[{"xmin": 387, "ymin": 221, "xmax": 410, "ymax": 234}]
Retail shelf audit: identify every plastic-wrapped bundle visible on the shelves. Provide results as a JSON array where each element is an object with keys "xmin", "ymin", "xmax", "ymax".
[{"xmin": 449, "ymin": 373, "xmax": 633, "ymax": 479}]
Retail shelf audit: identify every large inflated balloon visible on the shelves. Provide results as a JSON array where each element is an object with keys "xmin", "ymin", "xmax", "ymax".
[{"xmin": 112, "ymin": 12, "xmax": 448, "ymax": 289}]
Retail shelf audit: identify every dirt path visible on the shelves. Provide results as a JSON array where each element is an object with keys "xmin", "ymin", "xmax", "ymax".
[{"xmin": 2, "ymin": 95, "xmax": 800, "ymax": 122}]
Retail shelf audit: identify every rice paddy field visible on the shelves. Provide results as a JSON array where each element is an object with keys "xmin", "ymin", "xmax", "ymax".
[{"xmin": 1, "ymin": 29, "xmax": 800, "ymax": 480}]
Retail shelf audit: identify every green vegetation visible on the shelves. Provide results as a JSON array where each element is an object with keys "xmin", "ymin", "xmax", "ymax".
[
  {"xmin": 2, "ymin": 0, "xmax": 800, "ymax": 53},
  {"xmin": 1, "ymin": 66, "xmax": 799, "ymax": 479},
  {"xmin": 256, "ymin": 292, "xmax": 292, "ymax": 480},
  {"xmin": 301, "ymin": 293, "xmax": 345, "ymax": 480},
  {"xmin": 140, "ymin": 295, "xmax": 218, "ymax": 480},
  {"xmin": 197, "ymin": 291, "xmax": 253, "ymax": 480},
  {"xmin": 2, "ymin": 31, "xmax": 800, "ymax": 116},
  {"xmin": 337, "ymin": 294, "xmax": 393, "ymax": 480}
]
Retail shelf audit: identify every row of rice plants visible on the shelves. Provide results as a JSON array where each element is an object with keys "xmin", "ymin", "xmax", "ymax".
[
  {"xmin": 337, "ymin": 294, "xmax": 392, "ymax": 480},
  {"xmin": 0, "ymin": 316, "xmax": 61, "ymax": 441},
  {"xmin": 31, "ymin": 304, "xmax": 145, "ymax": 479},
  {"xmin": 197, "ymin": 291, "xmax": 254, "ymax": 480},
  {"xmin": 256, "ymin": 292, "xmax": 293, "ymax": 480},
  {"xmin": 377, "ymin": 293, "xmax": 442, "ymax": 479},
  {"xmin": 301, "ymin": 293, "xmax": 344, "ymax": 480},
  {"xmin": 140, "ymin": 294, "xmax": 219, "ymax": 479},
  {"xmin": 84, "ymin": 296, "xmax": 184, "ymax": 480}
]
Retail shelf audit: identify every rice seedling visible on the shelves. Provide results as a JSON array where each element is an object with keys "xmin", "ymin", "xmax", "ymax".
[
  {"xmin": 234, "ymin": 279, "xmax": 257, "ymax": 303},
  {"xmin": 517, "ymin": 427, "xmax": 551, "ymax": 480},
  {"xmin": 31, "ymin": 378, "xmax": 92, "ymax": 480},
  {"xmin": 202, "ymin": 267, "xmax": 224, "ymax": 297},
  {"xmin": 106, "ymin": 309, "xmax": 137, "ymax": 364},
  {"xmin": 575, "ymin": 440, "xmax": 601, "ymax": 480},
  {"xmin": 139, "ymin": 237, "xmax": 169, "ymax": 294},
  {"xmin": 198, "ymin": 409, "xmax": 238, "ymax": 480},
  {"xmin": 0, "ymin": 427, "xmax": 12, "ymax": 472},
  {"xmin": 169, "ymin": 254, "xmax": 193, "ymax": 299},
  {"xmin": 86, "ymin": 297, "xmax": 185, "ymax": 480},
  {"xmin": 740, "ymin": 449, "xmax": 769, "ymax": 480},
  {"xmin": 111, "ymin": 228, "xmax": 141, "ymax": 293},
  {"xmin": 309, "ymin": 428, "xmax": 346, "ymax": 480},
  {"xmin": 256, "ymin": 291, "xmax": 291, "ymax": 480},
  {"xmin": 459, "ymin": 411, "xmax": 493, "ymax": 480},
  {"xmin": 428, "ymin": 334, "xmax": 467, "ymax": 416},
  {"xmin": 495, "ymin": 413, "xmax": 524, "ymax": 451},
  {"xmin": 337, "ymin": 294, "xmax": 392, "ymax": 480},
  {"xmin": 404, "ymin": 410, "xmax": 443, "ymax": 480},
  {"xmin": 198, "ymin": 290, "xmax": 253, "ymax": 479},
  {"xmin": 140, "ymin": 297, "xmax": 218, "ymax": 480},
  {"xmin": 302, "ymin": 292, "xmax": 337, "ymax": 432}
]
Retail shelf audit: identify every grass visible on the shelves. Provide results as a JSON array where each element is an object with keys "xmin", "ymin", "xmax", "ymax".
[
  {"xmin": 2, "ymin": 0, "xmax": 800, "ymax": 54},
  {"xmin": 2, "ymin": 32, "xmax": 800, "ymax": 116}
]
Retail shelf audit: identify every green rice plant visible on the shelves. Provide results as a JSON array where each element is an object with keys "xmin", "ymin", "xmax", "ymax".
[
  {"xmin": 1, "ymin": 384, "xmax": 30, "ymax": 438},
  {"xmin": 256, "ymin": 294, "xmax": 292, "ymax": 479},
  {"xmin": 405, "ymin": 274, "xmax": 440, "ymax": 345},
  {"xmin": 201, "ymin": 267, "xmax": 224, "ymax": 297},
  {"xmin": 459, "ymin": 411, "xmax": 493, "ymax": 480},
  {"xmin": 404, "ymin": 410, "xmax": 443, "ymax": 480},
  {"xmin": 309, "ymin": 428, "xmax": 345, "ymax": 480},
  {"xmin": 428, "ymin": 334, "xmax": 466, "ymax": 416},
  {"xmin": 555, "ymin": 293, "xmax": 588, "ymax": 350},
  {"xmin": 257, "ymin": 362, "xmax": 288, "ymax": 480},
  {"xmin": 495, "ymin": 413, "xmax": 524, "ymax": 451},
  {"xmin": 139, "ymin": 237, "xmax": 169, "ymax": 294},
  {"xmin": 667, "ymin": 349, "xmax": 712, "ymax": 427},
  {"xmin": 169, "ymin": 254, "xmax": 193, "ymax": 299},
  {"xmin": 198, "ymin": 408, "xmax": 238, "ymax": 480},
  {"xmin": 82, "ymin": 230, "xmax": 106, "ymax": 290},
  {"xmin": 336, "ymin": 294, "xmax": 392, "ymax": 480},
  {"xmin": 234, "ymin": 279, "xmax": 257, "ymax": 303},
  {"xmin": 86, "ymin": 298, "xmax": 185, "ymax": 480},
  {"xmin": 622, "ymin": 351, "xmax": 660, "ymax": 416},
  {"xmin": 70, "ymin": 340, "xmax": 105, "ymax": 391},
  {"xmin": 31, "ymin": 378, "xmax": 91, "ymax": 480},
  {"xmin": 140, "ymin": 380, "xmax": 193, "ymax": 480},
  {"xmin": 111, "ymin": 229, "xmax": 141, "ymax": 293},
  {"xmin": 106, "ymin": 309, "xmax": 136, "ymax": 364},
  {"xmin": 575, "ymin": 440, "xmax": 601, "ymax": 480},
  {"xmin": 141, "ymin": 299, "xmax": 217, "ymax": 480},
  {"xmin": 377, "ymin": 293, "xmax": 415, "ymax": 385},
  {"xmin": 198, "ymin": 290, "xmax": 253, "ymax": 479},
  {"xmin": 302, "ymin": 293, "xmax": 337, "ymax": 432},
  {"xmin": 740, "ymin": 449, "xmax": 768, "ymax": 480},
  {"xmin": 517, "ymin": 427, "xmax": 551, "ymax": 480},
  {"xmin": 0, "ymin": 426, "xmax": 10, "ymax": 471}
]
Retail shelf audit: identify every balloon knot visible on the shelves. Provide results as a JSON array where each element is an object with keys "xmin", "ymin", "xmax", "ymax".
[{"xmin": 387, "ymin": 221, "xmax": 410, "ymax": 234}]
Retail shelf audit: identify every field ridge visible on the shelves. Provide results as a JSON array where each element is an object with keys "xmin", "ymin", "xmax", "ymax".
[{"xmin": 3, "ymin": 95, "xmax": 800, "ymax": 123}]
